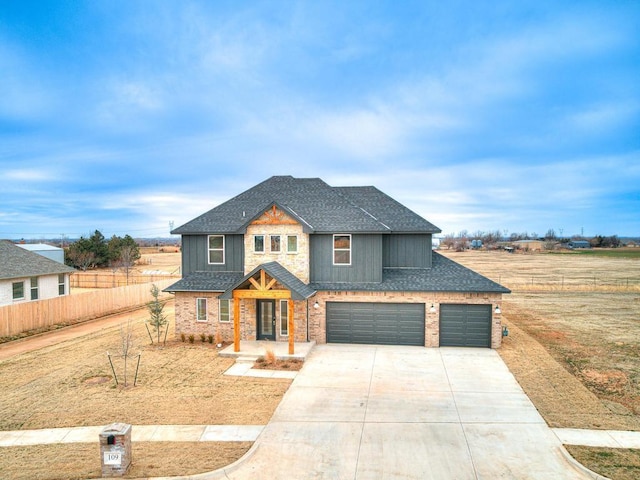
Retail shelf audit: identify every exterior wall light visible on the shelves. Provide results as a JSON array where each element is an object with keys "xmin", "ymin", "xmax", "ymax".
[
  {"xmin": 429, "ymin": 304, "xmax": 436, "ymax": 313},
  {"xmin": 313, "ymin": 301, "xmax": 320, "ymax": 309},
  {"xmin": 495, "ymin": 305, "xmax": 501, "ymax": 314}
]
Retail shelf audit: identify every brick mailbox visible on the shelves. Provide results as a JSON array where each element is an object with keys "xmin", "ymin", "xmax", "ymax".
[{"xmin": 99, "ymin": 423, "xmax": 132, "ymax": 477}]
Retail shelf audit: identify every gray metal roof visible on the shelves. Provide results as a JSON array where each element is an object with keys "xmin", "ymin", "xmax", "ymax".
[
  {"xmin": 309, "ymin": 252, "xmax": 510, "ymax": 294},
  {"xmin": 0, "ymin": 240, "xmax": 75, "ymax": 280},
  {"xmin": 173, "ymin": 176, "xmax": 441, "ymax": 235}
]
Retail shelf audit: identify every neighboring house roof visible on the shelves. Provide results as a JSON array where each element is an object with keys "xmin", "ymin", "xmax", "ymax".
[
  {"xmin": 309, "ymin": 252, "xmax": 510, "ymax": 294},
  {"xmin": 0, "ymin": 240, "xmax": 75, "ymax": 281},
  {"xmin": 172, "ymin": 176, "xmax": 441, "ymax": 235}
]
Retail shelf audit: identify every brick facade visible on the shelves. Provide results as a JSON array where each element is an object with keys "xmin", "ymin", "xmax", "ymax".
[{"xmin": 175, "ymin": 290, "xmax": 503, "ymax": 348}]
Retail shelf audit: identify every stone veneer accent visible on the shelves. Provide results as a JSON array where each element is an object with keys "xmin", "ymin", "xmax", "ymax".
[
  {"xmin": 175, "ymin": 290, "xmax": 503, "ymax": 348},
  {"xmin": 244, "ymin": 219, "xmax": 309, "ymax": 282}
]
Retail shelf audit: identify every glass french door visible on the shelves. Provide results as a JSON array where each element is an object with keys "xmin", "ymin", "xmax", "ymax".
[{"xmin": 257, "ymin": 299, "xmax": 276, "ymax": 340}]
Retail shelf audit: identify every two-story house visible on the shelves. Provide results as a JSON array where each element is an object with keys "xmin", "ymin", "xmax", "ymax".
[
  {"xmin": 0, "ymin": 240, "xmax": 75, "ymax": 307},
  {"xmin": 166, "ymin": 176, "xmax": 509, "ymax": 353}
]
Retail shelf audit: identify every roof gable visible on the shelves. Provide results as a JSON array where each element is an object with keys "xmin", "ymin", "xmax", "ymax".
[
  {"xmin": 173, "ymin": 176, "xmax": 441, "ymax": 235},
  {"xmin": 220, "ymin": 261, "xmax": 316, "ymax": 300}
]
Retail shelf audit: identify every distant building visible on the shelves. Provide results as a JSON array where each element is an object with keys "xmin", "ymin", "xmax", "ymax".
[
  {"xmin": 17, "ymin": 243, "xmax": 65, "ymax": 264},
  {"xmin": 0, "ymin": 240, "xmax": 75, "ymax": 307},
  {"xmin": 512, "ymin": 240, "xmax": 544, "ymax": 251},
  {"xmin": 567, "ymin": 240, "xmax": 591, "ymax": 249}
]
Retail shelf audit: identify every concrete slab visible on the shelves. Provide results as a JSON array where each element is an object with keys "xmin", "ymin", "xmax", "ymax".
[
  {"xmin": 464, "ymin": 423, "xmax": 593, "ymax": 479},
  {"xmin": 364, "ymin": 389, "xmax": 459, "ymax": 423},
  {"xmin": 201, "ymin": 425, "xmax": 264, "ymax": 442},
  {"xmin": 219, "ymin": 341, "xmax": 315, "ymax": 361},
  {"xmin": 13, "ymin": 428, "xmax": 70, "ymax": 445},
  {"xmin": 225, "ymin": 421, "xmax": 363, "ymax": 480},
  {"xmin": 60, "ymin": 426, "xmax": 103, "ymax": 443},
  {"xmin": 553, "ymin": 428, "xmax": 623, "ymax": 447},
  {"xmin": 272, "ymin": 386, "xmax": 368, "ymax": 422},
  {"xmin": 356, "ymin": 423, "xmax": 475, "ymax": 480},
  {"xmin": 453, "ymin": 391, "xmax": 546, "ymax": 424},
  {"xmin": 131, "ymin": 425, "xmax": 158, "ymax": 442},
  {"xmin": 0, "ymin": 430, "xmax": 26, "ymax": 447},
  {"xmin": 146, "ymin": 424, "xmax": 207, "ymax": 442},
  {"xmin": 608, "ymin": 430, "xmax": 640, "ymax": 448}
]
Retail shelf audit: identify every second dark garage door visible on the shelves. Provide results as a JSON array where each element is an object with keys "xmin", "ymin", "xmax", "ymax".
[
  {"xmin": 326, "ymin": 302, "xmax": 425, "ymax": 346},
  {"xmin": 439, "ymin": 304, "xmax": 492, "ymax": 347}
]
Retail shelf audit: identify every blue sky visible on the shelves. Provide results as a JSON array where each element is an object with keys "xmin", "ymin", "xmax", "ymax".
[{"xmin": 1, "ymin": 1, "xmax": 638, "ymax": 240}]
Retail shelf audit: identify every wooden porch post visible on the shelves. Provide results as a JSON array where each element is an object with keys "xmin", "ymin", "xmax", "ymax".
[
  {"xmin": 288, "ymin": 298, "xmax": 294, "ymax": 355},
  {"xmin": 233, "ymin": 292, "xmax": 240, "ymax": 352}
]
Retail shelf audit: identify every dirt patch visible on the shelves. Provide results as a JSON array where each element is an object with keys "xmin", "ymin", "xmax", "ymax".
[
  {"xmin": 253, "ymin": 358, "xmax": 304, "ymax": 371},
  {"xmin": 83, "ymin": 375, "xmax": 111, "ymax": 385}
]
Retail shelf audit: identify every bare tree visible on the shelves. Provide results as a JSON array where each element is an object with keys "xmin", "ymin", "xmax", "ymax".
[{"xmin": 107, "ymin": 319, "xmax": 140, "ymax": 387}]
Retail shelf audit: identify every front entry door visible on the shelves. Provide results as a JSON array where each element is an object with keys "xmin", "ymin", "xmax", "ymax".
[{"xmin": 257, "ymin": 300, "xmax": 276, "ymax": 340}]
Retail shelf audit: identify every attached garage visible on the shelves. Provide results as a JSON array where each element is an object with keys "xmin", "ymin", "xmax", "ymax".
[
  {"xmin": 439, "ymin": 304, "xmax": 492, "ymax": 347},
  {"xmin": 326, "ymin": 302, "xmax": 425, "ymax": 346}
]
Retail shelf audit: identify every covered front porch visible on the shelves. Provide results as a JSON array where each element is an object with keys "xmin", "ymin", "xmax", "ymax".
[{"xmin": 220, "ymin": 261, "xmax": 317, "ymax": 355}]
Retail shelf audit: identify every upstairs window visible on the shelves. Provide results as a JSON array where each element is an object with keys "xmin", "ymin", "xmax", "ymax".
[
  {"xmin": 208, "ymin": 235, "xmax": 225, "ymax": 264},
  {"xmin": 287, "ymin": 235, "xmax": 298, "ymax": 253},
  {"xmin": 30, "ymin": 277, "xmax": 39, "ymax": 300},
  {"xmin": 270, "ymin": 235, "xmax": 281, "ymax": 252},
  {"xmin": 254, "ymin": 235, "xmax": 265, "ymax": 253},
  {"xmin": 333, "ymin": 234, "xmax": 351, "ymax": 265}
]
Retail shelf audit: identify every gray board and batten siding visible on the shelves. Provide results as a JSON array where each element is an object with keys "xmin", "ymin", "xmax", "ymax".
[
  {"xmin": 383, "ymin": 234, "xmax": 432, "ymax": 268},
  {"xmin": 181, "ymin": 235, "xmax": 244, "ymax": 276},
  {"xmin": 309, "ymin": 234, "xmax": 383, "ymax": 283},
  {"xmin": 326, "ymin": 302, "xmax": 426, "ymax": 346}
]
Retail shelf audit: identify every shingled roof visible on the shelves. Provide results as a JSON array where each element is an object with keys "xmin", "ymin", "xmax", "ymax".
[
  {"xmin": 0, "ymin": 240, "xmax": 75, "ymax": 281},
  {"xmin": 172, "ymin": 176, "xmax": 441, "ymax": 235},
  {"xmin": 309, "ymin": 252, "xmax": 510, "ymax": 294}
]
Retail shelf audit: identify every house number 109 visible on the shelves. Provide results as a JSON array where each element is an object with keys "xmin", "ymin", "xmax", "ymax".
[{"xmin": 104, "ymin": 452, "xmax": 122, "ymax": 465}]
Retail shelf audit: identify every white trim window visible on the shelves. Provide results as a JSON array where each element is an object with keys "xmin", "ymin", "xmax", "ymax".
[
  {"xmin": 280, "ymin": 299, "xmax": 288, "ymax": 336},
  {"xmin": 30, "ymin": 276, "xmax": 39, "ymax": 300},
  {"xmin": 58, "ymin": 274, "xmax": 66, "ymax": 296},
  {"xmin": 286, "ymin": 235, "xmax": 298, "ymax": 253},
  {"xmin": 219, "ymin": 299, "xmax": 233, "ymax": 323},
  {"xmin": 208, "ymin": 235, "xmax": 225, "ymax": 264},
  {"xmin": 270, "ymin": 235, "xmax": 281, "ymax": 253},
  {"xmin": 333, "ymin": 234, "xmax": 351, "ymax": 265},
  {"xmin": 196, "ymin": 298, "xmax": 208, "ymax": 322},
  {"xmin": 254, "ymin": 235, "xmax": 265, "ymax": 253},
  {"xmin": 12, "ymin": 281, "xmax": 24, "ymax": 300}
]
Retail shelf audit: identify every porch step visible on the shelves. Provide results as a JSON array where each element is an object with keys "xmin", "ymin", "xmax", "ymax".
[{"xmin": 236, "ymin": 356, "xmax": 260, "ymax": 363}]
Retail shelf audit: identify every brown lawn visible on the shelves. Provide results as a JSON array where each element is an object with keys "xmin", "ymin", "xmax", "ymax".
[
  {"xmin": 0, "ymin": 306, "xmax": 289, "ymax": 479},
  {"xmin": 443, "ymin": 249, "xmax": 640, "ymax": 480}
]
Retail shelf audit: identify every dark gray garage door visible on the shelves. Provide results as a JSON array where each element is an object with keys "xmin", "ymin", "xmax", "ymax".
[
  {"xmin": 439, "ymin": 304, "xmax": 492, "ymax": 347},
  {"xmin": 326, "ymin": 302, "xmax": 425, "ymax": 346}
]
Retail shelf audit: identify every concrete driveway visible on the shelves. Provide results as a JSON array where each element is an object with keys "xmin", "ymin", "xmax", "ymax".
[{"xmin": 214, "ymin": 344, "xmax": 597, "ymax": 479}]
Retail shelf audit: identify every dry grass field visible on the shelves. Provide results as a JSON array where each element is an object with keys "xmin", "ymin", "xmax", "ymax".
[
  {"xmin": 2, "ymin": 249, "xmax": 640, "ymax": 478},
  {"xmin": 443, "ymin": 249, "xmax": 640, "ymax": 479},
  {"xmin": 0, "ymin": 304, "xmax": 289, "ymax": 479}
]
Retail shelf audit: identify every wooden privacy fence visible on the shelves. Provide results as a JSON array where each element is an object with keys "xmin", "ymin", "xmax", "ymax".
[
  {"xmin": 0, "ymin": 278, "xmax": 175, "ymax": 338},
  {"xmin": 70, "ymin": 272, "xmax": 180, "ymax": 289}
]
